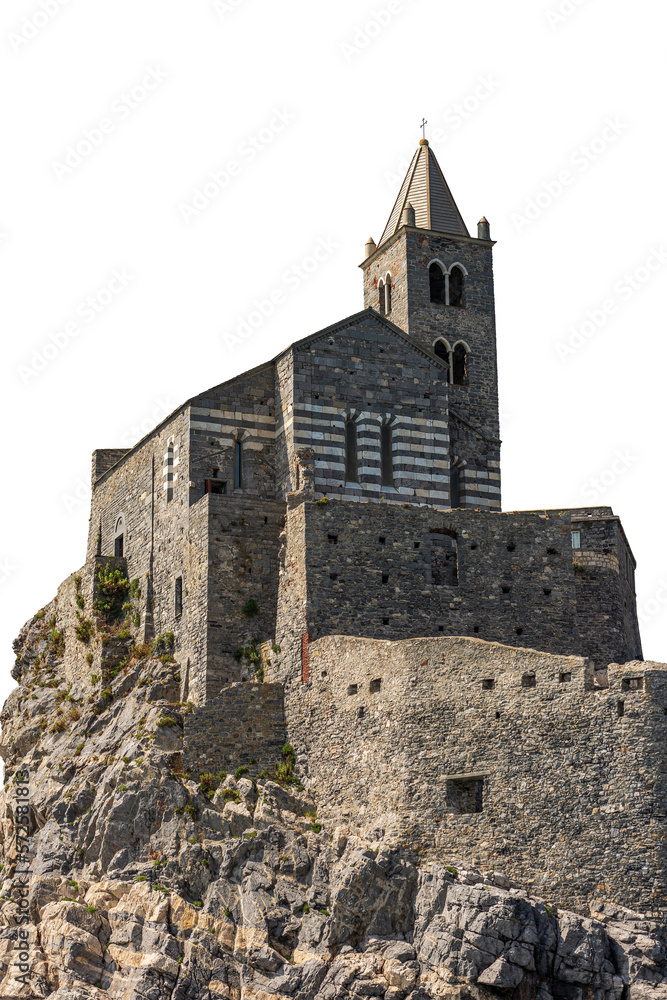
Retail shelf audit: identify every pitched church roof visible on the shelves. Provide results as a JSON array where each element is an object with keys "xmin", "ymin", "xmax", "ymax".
[{"xmin": 379, "ymin": 140, "xmax": 470, "ymax": 247}]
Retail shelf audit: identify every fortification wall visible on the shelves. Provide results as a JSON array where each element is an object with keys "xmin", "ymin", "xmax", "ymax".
[
  {"xmin": 274, "ymin": 499, "xmax": 640, "ymax": 668},
  {"xmin": 182, "ymin": 682, "xmax": 286, "ymax": 778},
  {"xmin": 283, "ymin": 634, "xmax": 667, "ymax": 913},
  {"xmin": 202, "ymin": 494, "xmax": 285, "ymax": 701}
]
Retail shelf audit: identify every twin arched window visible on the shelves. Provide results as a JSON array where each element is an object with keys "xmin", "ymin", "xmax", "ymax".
[
  {"xmin": 429, "ymin": 262, "xmax": 466, "ymax": 307},
  {"xmin": 434, "ymin": 339, "xmax": 469, "ymax": 386},
  {"xmin": 378, "ymin": 275, "xmax": 392, "ymax": 316}
]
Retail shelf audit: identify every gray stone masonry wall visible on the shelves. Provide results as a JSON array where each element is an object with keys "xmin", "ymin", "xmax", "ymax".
[
  {"xmin": 286, "ymin": 312, "xmax": 453, "ymax": 506},
  {"xmin": 573, "ymin": 513, "xmax": 642, "ymax": 663},
  {"xmin": 91, "ymin": 448, "xmax": 130, "ymax": 482},
  {"xmin": 189, "ymin": 362, "xmax": 278, "ymax": 506},
  {"xmin": 182, "ymin": 681, "xmax": 286, "ymax": 778},
  {"xmin": 283, "ymin": 634, "xmax": 667, "ymax": 914},
  {"xmin": 274, "ymin": 499, "xmax": 640, "ymax": 669},
  {"xmin": 362, "ymin": 228, "xmax": 501, "ymax": 511},
  {"xmin": 87, "ymin": 407, "xmax": 191, "ymax": 648},
  {"xmin": 202, "ymin": 494, "xmax": 285, "ymax": 701}
]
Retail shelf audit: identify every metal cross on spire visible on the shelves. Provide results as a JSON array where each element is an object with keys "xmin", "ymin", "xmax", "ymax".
[{"xmin": 420, "ymin": 117, "xmax": 428, "ymax": 140}]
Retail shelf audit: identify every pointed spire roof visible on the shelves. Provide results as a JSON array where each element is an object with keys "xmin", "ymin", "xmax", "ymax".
[{"xmin": 379, "ymin": 140, "xmax": 469, "ymax": 247}]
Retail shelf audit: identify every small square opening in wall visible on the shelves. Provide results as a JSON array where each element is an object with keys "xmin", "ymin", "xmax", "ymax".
[
  {"xmin": 482, "ymin": 678, "xmax": 495, "ymax": 690},
  {"xmin": 382, "ymin": 574, "xmax": 389, "ymax": 585},
  {"xmin": 446, "ymin": 777, "xmax": 483, "ymax": 814},
  {"xmin": 543, "ymin": 588, "xmax": 552, "ymax": 597},
  {"xmin": 414, "ymin": 542, "xmax": 421, "ymax": 549},
  {"xmin": 383, "ymin": 617, "xmax": 389, "ymax": 625},
  {"xmin": 357, "ymin": 706, "xmax": 365, "ymax": 719},
  {"xmin": 560, "ymin": 672, "xmax": 572, "ymax": 683},
  {"xmin": 438, "ymin": 625, "xmax": 444, "ymax": 632},
  {"xmin": 515, "ymin": 628, "xmax": 524, "ymax": 636},
  {"xmin": 473, "ymin": 626, "xmax": 480, "ymax": 633},
  {"xmin": 622, "ymin": 676, "xmax": 644, "ymax": 692},
  {"xmin": 501, "ymin": 585, "xmax": 511, "ymax": 595},
  {"xmin": 330, "ymin": 573, "xmax": 339, "ymax": 581},
  {"xmin": 522, "ymin": 673, "xmax": 536, "ymax": 688},
  {"xmin": 328, "ymin": 534, "xmax": 338, "ymax": 545},
  {"xmin": 369, "ymin": 678, "xmax": 382, "ymax": 693},
  {"xmin": 507, "ymin": 543, "xmax": 516, "ymax": 552},
  {"xmin": 347, "ymin": 684, "xmax": 358, "ymax": 696},
  {"xmin": 379, "ymin": 536, "xmax": 386, "ymax": 544}
]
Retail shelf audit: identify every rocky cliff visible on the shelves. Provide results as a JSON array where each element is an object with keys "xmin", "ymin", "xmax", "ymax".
[{"xmin": 1, "ymin": 611, "xmax": 666, "ymax": 999}]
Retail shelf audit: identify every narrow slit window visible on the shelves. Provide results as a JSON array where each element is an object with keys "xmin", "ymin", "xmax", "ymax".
[
  {"xmin": 235, "ymin": 440, "xmax": 243, "ymax": 489},
  {"xmin": 571, "ymin": 530, "xmax": 581, "ymax": 550},
  {"xmin": 113, "ymin": 515, "xmax": 125, "ymax": 558},
  {"xmin": 450, "ymin": 465, "xmax": 460, "ymax": 508},
  {"xmin": 175, "ymin": 576, "xmax": 183, "ymax": 617},
  {"xmin": 385, "ymin": 277, "xmax": 392, "ymax": 314},
  {"xmin": 381, "ymin": 423, "xmax": 393, "ymax": 486},
  {"xmin": 345, "ymin": 418, "xmax": 358, "ymax": 483},
  {"xmin": 378, "ymin": 279, "xmax": 386, "ymax": 315}
]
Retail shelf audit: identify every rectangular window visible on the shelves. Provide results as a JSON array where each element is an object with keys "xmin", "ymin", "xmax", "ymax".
[
  {"xmin": 345, "ymin": 420, "xmax": 358, "ymax": 483},
  {"xmin": 446, "ymin": 776, "xmax": 484, "ymax": 814},
  {"xmin": 430, "ymin": 530, "xmax": 459, "ymax": 586},
  {"xmin": 175, "ymin": 577, "xmax": 183, "ymax": 617},
  {"xmin": 450, "ymin": 465, "xmax": 461, "ymax": 508},
  {"xmin": 114, "ymin": 534, "xmax": 124, "ymax": 558},
  {"xmin": 380, "ymin": 424, "xmax": 393, "ymax": 486},
  {"xmin": 235, "ymin": 441, "xmax": 243, "ymax": 489},
  {"xmin": 571, "ymin": 530, "xmax": 581, "ymax": 549},
  {"xmin": 205, "ymin": 480, "xmax": 227, "ymax": 495}
]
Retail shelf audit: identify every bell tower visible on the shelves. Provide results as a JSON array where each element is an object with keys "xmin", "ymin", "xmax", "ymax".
[{"xmin": 360, "ymin": 138, "xmax": 501, "ymax": 511}]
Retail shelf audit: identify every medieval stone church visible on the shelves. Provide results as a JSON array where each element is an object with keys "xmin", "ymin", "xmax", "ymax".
[{"xmin": 87, "ymin": 139, "xmax": 643, "ymax": 705}]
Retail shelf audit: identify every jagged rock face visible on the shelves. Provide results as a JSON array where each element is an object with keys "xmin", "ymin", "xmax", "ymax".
[{"xmin": 1, "ymin": 615, "xmax": 666, "ymax": 998}]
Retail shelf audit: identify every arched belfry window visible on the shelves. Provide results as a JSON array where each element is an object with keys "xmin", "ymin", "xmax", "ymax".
[
  {"xmin": 434, "ymin": 339, "xmax": 452, "ymax": 383},
  {"xmin": 449, "ymin": 265, "xmax": 465, "ymax": 308},
  {"xmin": 114, "ymin": 515, "xmax": 126, "ymax": 558},
  {"xmin": 345, "ymin": 416, "xmax": 358, "ymax": 483},
  {"xmin": 234, "ymin": 439, "xmax": 243, "ymax": 489},
  {"xmin": 452, "ymin": 344, "xmax": 469, "ymax": 386},
  {"xmin": 378, "ymin": 276, "xmax": 392, "ymax": 316},
  {"xmin": 380, "ymin": 421, "xmax": 394, "ymax": 487},
  {"xmin": 429, "ymin": 263, "xmax": 446, "ymax": 303}
]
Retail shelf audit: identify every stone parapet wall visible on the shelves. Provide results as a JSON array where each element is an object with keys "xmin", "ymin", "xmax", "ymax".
[
  {"xmin": 283, "ymin": 634, "xmax": 667, "ymax": 913},
  {"xmin": 273, "ymin": 500, "xmax": 640, "ymax": 669}
]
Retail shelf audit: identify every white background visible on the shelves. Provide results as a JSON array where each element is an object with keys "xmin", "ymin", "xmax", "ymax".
[{"xmin": 1, "ymin": 0, "xmax": 665, "ymax": 714}]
